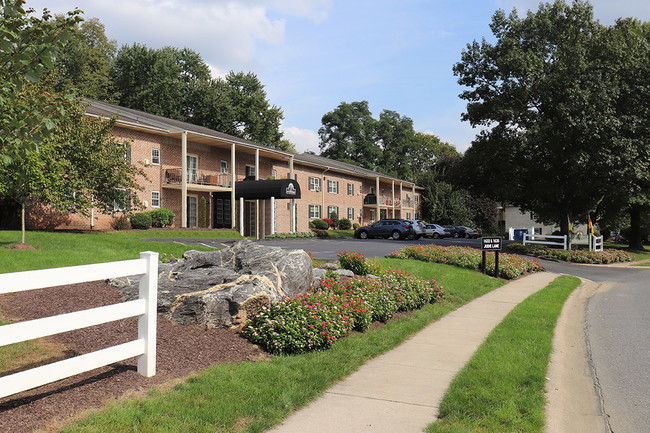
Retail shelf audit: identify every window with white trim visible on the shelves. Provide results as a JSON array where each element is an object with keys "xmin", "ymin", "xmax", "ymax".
[
  {"xmin": 347, "ymin": 207, "xmax": 354, "ymax": 220},
  {"xmin": 151, "ymin": 191, "xmax": 160, "ymax": 207},
  {"xmin": 347, "ymin": 183, "xmax": 354, "ymax": 196},
  {"xmin": 151, "ymin": 148, "xmax": 160, "ymax": 165},
  {"xmin": 327, "ymin": 206, "xmax": 339, "ymax": 219},
  {"xmin": 246, "ymin": 165, "xmax": 255, "ymax": 178},
  {"xmin": 327, "ymin": 180, "xmax": 339, "ymax": 194},
  {"xmin": 220, "ymin": 160, "xmax": 228, "ymax": 174},
  {"xmin": 309, "ymin": 205, "xmax": 321, "ymax": 219},
  {"xmin": 309, "ymin": 176, "xmax": 321, "ymax": 191},
  {"xmin": 271, "ymin": 169, "xmax": 277, "ymax": 179}
]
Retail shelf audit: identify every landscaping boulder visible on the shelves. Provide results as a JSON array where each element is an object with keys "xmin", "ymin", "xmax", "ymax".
[{"xmin": 112, "ymin": 240, "xmax": 313, "ymax": 329}]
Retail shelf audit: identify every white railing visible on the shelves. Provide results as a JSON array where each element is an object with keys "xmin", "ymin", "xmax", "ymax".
[
  {"xmin": 523, "ymin": 233, "xmax": 568, "ymax": 250},
  {"xmin": 0, "ymin": 252, "xmax": 158, "ymax": 399},
  {"xmin": 590, "ymin": 235, "xmax": 604, "ymax": 252}
]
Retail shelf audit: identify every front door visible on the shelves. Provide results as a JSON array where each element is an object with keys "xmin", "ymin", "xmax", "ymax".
[
  {"xmin": 380, "ymin": 209, "xmax": 387, "ymax": 220},
  {"xmin": 244, "ymin": 201, "xmax": 256, "ymax": 237},
  {"xmin": 186, "ymin": 195, "xmax": 197, "ymax": 228},
  {"xmin": 212, "ymin": 192, "xmax": 232, "ymax": 228}
]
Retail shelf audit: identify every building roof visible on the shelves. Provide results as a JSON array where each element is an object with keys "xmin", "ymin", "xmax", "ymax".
[{"xmin": 84, "ymin": 99, "xmax": 420, "ymax": 189}]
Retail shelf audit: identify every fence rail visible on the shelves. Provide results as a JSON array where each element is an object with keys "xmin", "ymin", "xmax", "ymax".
[
  {"xmin": 523, "ymin": 233, "xmax": 568, "ymax": 250},
  {"xmin": 590, "ymin": 235, "xmax": 604, "ymax": 252},
  {"xmin": 0, "ymin": 252, "xmax": 158, "ymax": 400}
]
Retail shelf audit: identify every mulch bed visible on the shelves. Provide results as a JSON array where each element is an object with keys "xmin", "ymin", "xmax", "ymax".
[{"xmin": 0, "ymin": 280, "xmax": 268, "ymax": 433}]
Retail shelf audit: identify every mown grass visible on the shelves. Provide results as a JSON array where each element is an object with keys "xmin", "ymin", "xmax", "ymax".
[
  {"xmin": 62, "ymin": 262, "xmax": 504, "ymax": 433},
  {"xmin": 605, "ymin": 242, "xmax": 650, "ymax": 262},
  {"xmin": 0, "ymin": 230, "xmax": 222, "ymax": 273},
  {"xmin": 427, "ymin": 275, "xmax": 581, "ymax": 433}
]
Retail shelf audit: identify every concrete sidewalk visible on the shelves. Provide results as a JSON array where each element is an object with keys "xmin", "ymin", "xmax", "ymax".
[{"xmin": 267, "ymin": 271, "xmax": 559, "ymax": 433}]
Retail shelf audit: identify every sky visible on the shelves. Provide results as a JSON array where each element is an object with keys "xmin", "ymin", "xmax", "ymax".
[{"xmin": 27, "ymin": 0, "xmax": 650, "ymax": 154}]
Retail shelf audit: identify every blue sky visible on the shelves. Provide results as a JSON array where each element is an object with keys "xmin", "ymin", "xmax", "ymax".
[{"xmin": 28, "ymin": 0, "xmax": 650, "ymax": 153}]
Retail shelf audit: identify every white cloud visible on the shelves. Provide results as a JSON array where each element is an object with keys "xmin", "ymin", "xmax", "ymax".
[
  {"xmin": 268, "ymin": 0, "xmax": 333, "ymax": 24},
  {"xmin": 207, "ymin": 63, "xmax": 228, "ymax": 80},
  {"xmin": 281, "ymin": 126, "xmax": 320, "ymax": 154}
]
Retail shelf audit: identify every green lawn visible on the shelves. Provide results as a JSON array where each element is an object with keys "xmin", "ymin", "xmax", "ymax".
[
  {"xmin": 605, "ymin": 242, "xmax": 650, "ymax": 262},
  {"xmin": 61, "ymin": 261, "xmax": 504, "ymax": 433},
  {"xmin": 427, "ymin": 275, "xmax": 581, "ymax": 433},
  {"xmin": 0, "ymin": 230, "xmax": 230, "ymax": 273}
]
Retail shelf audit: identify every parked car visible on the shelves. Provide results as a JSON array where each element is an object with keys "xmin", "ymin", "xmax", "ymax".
[
  {"xmin": 405, "ymin": 219, "xmax": 426, "ymax": 240},
  {"xmin": 459, "ymin": 226, "xmax": 481, "ymax": 239},
  {"xmin": 355, "ymin": 219, "xmax": 414, "ymax": 240},
  {"xmin": 425, "ymin": 223, "xmax": 450, "ymax": 238},
  {"xmin": 443, "ymin": 225, "xmax": 466, "ymax": 238}
]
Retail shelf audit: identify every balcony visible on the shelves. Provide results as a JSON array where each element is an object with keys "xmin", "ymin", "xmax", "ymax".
[
  {"xmin": 363, "ymin": 194, "xmax": 404, "ymax": 207},
  {"xmin": 164, "ymin": 167, "xmax": 232, "ymax": 191}
]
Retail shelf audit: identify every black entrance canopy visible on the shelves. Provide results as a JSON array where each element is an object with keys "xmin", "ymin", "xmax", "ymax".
[{"xmin": 235, "ymin": 179, "xmax": 301, "ymax": 200}]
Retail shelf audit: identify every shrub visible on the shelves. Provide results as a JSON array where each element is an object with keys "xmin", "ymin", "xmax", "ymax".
[
  {"xmin": 200, "ymin": 196, "xmax": 207, "ymax": 228},
  {"xmin": 312, "ymin": 219, "xmax": 329, "ymax": 230},
  {"xmin": 309, "ymin": 221, "xmax": 316, "ymax": 229},
  {"xmin": 111, "ymin": 215, "xmax": 131, "ymax": 230},
  {"xmin": 314, "ymin": 229, "xmax": 330, "ymax": 238},
  {"xmin": 507, "ymin": 243, "xmax": 633, "ymax": 264},
  {"xmin": 353, "ymin": 223, "xmax": 360, "ymax": 230},
  {"xmin": 148, "ymin": 208, "xmax": 175, "ymax": 228},
  {"xmin": 242, "ymin": 265, "xmax": 444, "ymax": 355},
  {"xmin": 338, "ymin": 218, "xmax": 352, "ymax": 230},
  {"xmin": 338, "ymin": 250, "xmax": 370, "ymax": 275},
  {"xmin": 130, "ymin": 212, "xmax": 152, "ymax": 230},
  {"xmin": 322, "ymin": 217, "xmax": 333, "ymax": 228},
  {"xmin": 329, "ymin": 212, "xmax": 339, "ymax": 229}
]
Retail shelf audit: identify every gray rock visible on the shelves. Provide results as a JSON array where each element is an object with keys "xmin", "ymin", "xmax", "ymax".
[
  {"xmin": 112, "ymin": 240, "xmax": 312, "ymax": 329},
  {"xmin": 318, "ymin": 262, "xmax": 339, "ymax": 271},
  {"xmin": 335, "ymin": 269, "xmax": 355, "ymax": 278}
]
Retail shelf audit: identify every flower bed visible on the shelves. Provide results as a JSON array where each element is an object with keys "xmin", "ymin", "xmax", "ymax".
[
  {"xmin": 386, "ymin": 245, "xmax": 542, "ymax": 279},
  {"xmin": 242, "ymin": 259, "xmax": 444, "ymax": 355},
  {"xmin": 506, "ymin": 243, "xmax": 633, "ymax": 264}
]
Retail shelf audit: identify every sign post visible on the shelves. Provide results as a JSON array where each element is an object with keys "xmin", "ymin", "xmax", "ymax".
[{"xmin": 480, "ymin": 237, "xmax": 502, "ymax": 277}]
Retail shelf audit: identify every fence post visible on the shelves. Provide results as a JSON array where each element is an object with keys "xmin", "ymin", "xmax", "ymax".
[
  {"xmin": 138, "ymin": 251, "xmax": 158, "ymax": 377},
  {"xmin": 563, "ymin": 235, "xmax": 567, "ymax": 250}
]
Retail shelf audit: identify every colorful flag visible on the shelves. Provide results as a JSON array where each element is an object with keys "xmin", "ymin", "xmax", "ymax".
[
  {"xmin": 588, "ymin": 215, "xmax": 594, "ymax": 236},
  {"xmin": 568, "ymin": 215, "xmax": 574, "ymax": 234}
]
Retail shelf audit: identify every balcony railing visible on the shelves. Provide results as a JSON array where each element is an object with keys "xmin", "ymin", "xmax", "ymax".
[
  {"xmin": 363, "ymin": 194, "xmax": 405, "ymax": 207},
  {"xmin": 164, "ymin": 168, "xmax": 231, "ymax": 187}
]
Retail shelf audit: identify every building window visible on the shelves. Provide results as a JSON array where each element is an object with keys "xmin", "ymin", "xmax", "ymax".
[
  {"xmin": 327, "ymin": 180, "xmax": 339, "ymax": 194},
  {"xmin": 151, "ymin": 148, "xmax": 160, "ymax": 165},
  {"xmin": 347, "ymin": 207, "xmax": 354, "ymax": 220},
  {"xmin": 347, "ymin": 183, "xmax": 354, "ymax": 196},
  {"xmin": 309, "ymin": 176, "xmax": 321, "ymax": 191},
  {"xmin": 246, "ymin": 165, "xmax": 255, "ymax": 178},
  {"xmin": 530, "ymin": 211, "xmax": 537, "ymax": 220},
  {"xmin": 309, "ymin": 205, "xmax": 321, "ymax": 219},
  {"xmin": 220, "ymin": 160, "xmax": 228, "ymax": 174},
  {"xmin": 151, "ymin": 191, "xmax": 160, "ymax": 207},
  {"xmin": 327, "ymin": 206, "xmax": 339, "ymax": 219},
  {"xmin": 187, "ymin": 155, "xmax": 198, "ymax": 183},
  {"xmin": 271, "ymin": 169, "xmax": 277, "ymax": 179}
]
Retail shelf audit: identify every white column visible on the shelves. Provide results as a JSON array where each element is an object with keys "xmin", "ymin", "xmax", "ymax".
[
  {"xmin": 375, "ymin": 176, "xmax": 380, "ymax": 220},
  {"xmin": 391, "ymin": 180, "xmax": 395, "ymax": 218},
  {"xmin": 255, "ymin": 149, "xmax": 259, "ymax": 239},
  {"xmin": 181, "ymin": 131, "xmax": 188, "ymax": 228},
  {"xmin": 231, "ymin": 143, "xmax": 236, "ymax": 229},
  {"xmin": 262, "ymin": 200, "xmax": 266, "ymax": 239},
  {"xmin": 239, "ymin": 197, "xmax": 244, "ymax": 237},
  {"xmin": 270, "ymin": 196, "xmax": 276, "ymax": 235},
  {"xmin": 412, "ymin": 184, "xmax": 416, "ymax": 217},
  {"xmin": 137, "ymin": 251, "xmax": 158, "ymax": 377},
  {"xmin": 289, "ymin": 156, "xmax": 295, "ymax": 232}
]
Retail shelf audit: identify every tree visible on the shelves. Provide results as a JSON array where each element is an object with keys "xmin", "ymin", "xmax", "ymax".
[
  {"xmin": 377, "ymin": 109, "xmax": 416, "ymax": 179},
  {"xmin": 0, "ymin": 102, "xmax": 144, "ymax": 244},
  {"xmin": 411, "ymin": 132, "xmax": 460, "ymax": 178},
  {"xmin": 453, "ymin": 1, "xmax": 614, "ymax": 235},
  {"xmin": 318, "ymin": 101, "xmax": 380, "ymax": 169},
  {"xmin": 0, "ymin": 0, "xmax": 82, "ymax": 164},
  {"xmin": 53, "ymin": 17, "xmax": 117, "ymax": 101}
]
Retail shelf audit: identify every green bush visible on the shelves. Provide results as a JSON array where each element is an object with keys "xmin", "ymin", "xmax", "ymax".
[
  {"xmin": 338, "ymin": 250, "xmax": 369, "ymax": 275},
  {"xmin": 329, "ymin": 211, "xmax": 339, "ymax": 229},
  {"xmin": 130, "ymin": 212, "xmax": 152, "ymax": 230},
  {"xmin": 148, "ymin": 208, "xmax": 175, "ymax": 228},
  {"xmin": 338, "ymin": 218, "xmax": 352, "ymax": 230},
  {"xmin": 353, "ymin": 223, "xmax": 360, "ymax": 230},
  {"xmin": 111, "ymin": 215, "xmax": 131, "ymax": 230},
  {"xmin": 200, "ymin": 197, "xmax": 207, "ymax": 228},
  {"xmin": 309, "ymin": 221, "xmax": 316, "ymax": 229},
  {"xmin": 312, "ymin": 218, "xmax": 329, "ymax": 230},
  {"xmin": 314, "ymin": 229, "xmax": 330, "ymax": 238}
]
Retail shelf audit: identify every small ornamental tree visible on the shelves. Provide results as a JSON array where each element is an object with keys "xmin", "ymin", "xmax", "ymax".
[{"xmin": 329, "ymin": 211, "xmax": 339, "ymax": 229}]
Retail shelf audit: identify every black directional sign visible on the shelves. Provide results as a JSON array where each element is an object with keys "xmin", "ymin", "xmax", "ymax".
[{"xmin": 481, "ymin": 237, "xmax": 502, "ymax": 251}]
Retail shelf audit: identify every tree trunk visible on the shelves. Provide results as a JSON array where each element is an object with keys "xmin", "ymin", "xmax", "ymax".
[
  {"xmin": 628, "ymin": 205, "xmax": 646, "ymax": 251},
  {"xmin": 21, "ymin": 202, "xmax": 26, "ymax": 244}
]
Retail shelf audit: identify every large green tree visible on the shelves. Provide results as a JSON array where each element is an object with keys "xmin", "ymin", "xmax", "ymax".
[
  {"xmin": 454, "ymin": 0, "xmax": 614, "ymax": 235},
  {"xmin": 53, "ymin": 17, "xmax": 117, "ymax": 101},
  {"xmin": 0, "ymin": 102, "xmax": 143, "ymax": 244},
  {"xmin": 0, "ymin": 0, "xmax": 82, "ymax": 164},
  {"xmin": 318, "ymin": 101, "xmax": 380, "ymax": 169}
]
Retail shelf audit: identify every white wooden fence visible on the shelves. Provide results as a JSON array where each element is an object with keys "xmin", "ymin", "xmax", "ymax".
[
  {"xmin": 0, "ymin": 251, "xmax": 158, "ymax": 399},
  {"xmin": 523, "ymin": 233, "xmax": 568, "ymax": 250},
  {"xmin": 590, "ymin": 235, "xmax": 604, "ymax": 252}
]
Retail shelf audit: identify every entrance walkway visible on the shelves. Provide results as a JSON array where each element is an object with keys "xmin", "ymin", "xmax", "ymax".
[{"xmin": 267, "ymin": 272, "xmax": 559, "ymax": 433}]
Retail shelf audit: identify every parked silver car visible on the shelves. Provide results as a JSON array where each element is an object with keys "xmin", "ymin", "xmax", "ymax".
[
  {"xmin": 425, "ymin": 223, "xmax": 450, "ymax": 238},
  {"xmin": 459, "ymin": 226, "xmax": 481, "ymax": 239},
  {"xmin": 405, "ymin": 219, "xmax": 426, "ymax": 240}
]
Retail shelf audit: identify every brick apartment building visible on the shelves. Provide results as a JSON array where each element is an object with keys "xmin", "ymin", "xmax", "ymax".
[{"xmin": 28, "ymin": 100, "xmax": 422, "ymax": 237}]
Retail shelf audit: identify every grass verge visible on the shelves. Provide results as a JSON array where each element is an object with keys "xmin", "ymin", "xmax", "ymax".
[
  {"xmin": 0, "ymin": 230, "xmax": 219, "ymax": 273},
  {"xmin": 62, "ymin": 262, "xmax": 504, "ymax": 433},
  {"xmin": 427, "ymin": 275, "xmax": 581, "ymax": 433}
]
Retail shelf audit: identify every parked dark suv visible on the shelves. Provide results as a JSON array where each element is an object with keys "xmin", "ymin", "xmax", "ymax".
[{"xmin": 355, "ymin": 219, "xmax": 414, "ymax": 240}]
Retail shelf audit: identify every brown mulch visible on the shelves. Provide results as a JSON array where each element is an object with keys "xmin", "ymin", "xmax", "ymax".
[{"xmin": 0, "ymin": 281, "xmax": 268, "ymax": 433}]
